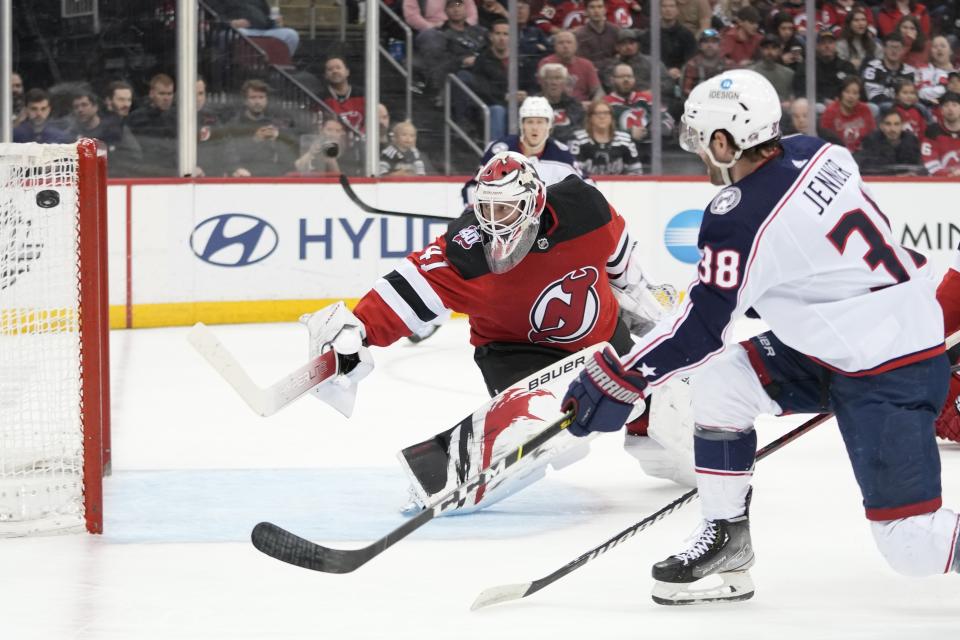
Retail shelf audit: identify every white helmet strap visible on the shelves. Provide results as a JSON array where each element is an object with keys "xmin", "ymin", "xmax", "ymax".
[{"xmin": 703, "ymin": 144, "xmax": 743, "ymax": 186}]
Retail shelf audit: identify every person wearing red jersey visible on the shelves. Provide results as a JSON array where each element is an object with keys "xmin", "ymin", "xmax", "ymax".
[
  {"xmin": 533, "ymin": 0, "xmax": 585, "ymax": 35},
  {"xmin": 301, "ymin": 151, "xmax": 679, "ymax": 512},
  {"xmin": 921, "ymin": 91, "xmax": 960, "ymax": 175},
  {"xmin": 893, "ymin": 77, "xmax": 931, "ymax": 137},
  {"xmin": 819, "ymin": 76, "xmax": 876, "ymax": 153},
  {"xmin": 876, "ymin": 0, "xmax": 930, "ymax": 38},
  {"xmin": 322, "ymin": 57, "xmax": 365, "ymax": 132},
  {"xmin": 935, "ymin": 248, "xmax": 960, "ymax": 443}
]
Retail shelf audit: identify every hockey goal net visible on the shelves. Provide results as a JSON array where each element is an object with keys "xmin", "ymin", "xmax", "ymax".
[{"xmin": 0, "ymin": 139, "xmax": 110, "ymax": 535}]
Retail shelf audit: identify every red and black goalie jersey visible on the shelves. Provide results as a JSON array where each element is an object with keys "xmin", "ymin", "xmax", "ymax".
[{"xmin": 354, "ymin": 176, "xmax": 632, "ymax": 352}]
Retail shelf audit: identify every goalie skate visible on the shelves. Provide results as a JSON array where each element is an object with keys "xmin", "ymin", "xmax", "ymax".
[{"xmin": 651, "ymin": 515, "xmax": 755, "ymax": 605}]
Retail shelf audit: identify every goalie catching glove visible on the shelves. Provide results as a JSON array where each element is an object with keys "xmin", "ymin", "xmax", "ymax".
[
  {"xmin": 562, "ymin": 346, "xmax": 648, "ymax": 437},
  {"xmin": 300, "ymin": 301, "xmax": 374, "ymax": 417}
]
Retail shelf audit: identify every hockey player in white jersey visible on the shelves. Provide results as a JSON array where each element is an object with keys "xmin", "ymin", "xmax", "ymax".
[{"xmin": 561, "ymin": 69, "xmax": 959, "ymax": 604}]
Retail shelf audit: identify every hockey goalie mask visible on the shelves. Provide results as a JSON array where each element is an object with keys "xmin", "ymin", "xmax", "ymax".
[{"xmin": 473, "ymin": 151, "xmax": 547, "ymax": 274}]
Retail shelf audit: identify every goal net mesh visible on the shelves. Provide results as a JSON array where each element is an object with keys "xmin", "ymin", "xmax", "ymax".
[{"xmin": 0, "ymin": 143, "xmax": 85, "ymax": 535}]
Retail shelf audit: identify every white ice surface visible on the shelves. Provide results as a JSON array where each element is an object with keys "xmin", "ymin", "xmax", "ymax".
[{"xmin": 2, "ymin": 318, "xmax": 959, "ymax": 639}]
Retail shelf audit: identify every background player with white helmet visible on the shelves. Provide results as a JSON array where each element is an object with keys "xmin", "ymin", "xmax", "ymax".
[
  {"xmin": 561, "ymin": 69, "xmax": 960, "ymax": 604},
  {"xmin": 462, "ymin": 96, "xmax": 589, "ymax": 206},
  {"xmin": 302, "ymin": 150, "xmax": 680, "ymax": 515}
]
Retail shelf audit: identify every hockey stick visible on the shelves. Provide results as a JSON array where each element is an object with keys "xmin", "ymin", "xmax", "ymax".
[
  {"xmin": 187, "ymin": 322, "xmax": 339, "ymax": 417},
  {"xmin": 470, "ymin": 411, "xmax": 833, "ymax": 610},
  {"xmin": 251, "ymin": 410, "xmax": 575, "ymax": 573},
  {"xmin": 339, "ymin": 174, "xmax": 456, "ymax": 221}
]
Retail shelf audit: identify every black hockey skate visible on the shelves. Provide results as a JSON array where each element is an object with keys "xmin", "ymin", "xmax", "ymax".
[{"xmin": 651, "ymin": 515, "xmax": 755, "ymax": 605}]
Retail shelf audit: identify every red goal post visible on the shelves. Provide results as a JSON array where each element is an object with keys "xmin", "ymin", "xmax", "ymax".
[{"xmin": 0, "ymin": 139, "xmax": 110, "ymax": 535}]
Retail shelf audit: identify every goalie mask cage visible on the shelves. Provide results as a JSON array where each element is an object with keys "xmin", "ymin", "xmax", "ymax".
[{"xmin": 0, "ymin": 139, "xmax": 110, "ymax": 535}]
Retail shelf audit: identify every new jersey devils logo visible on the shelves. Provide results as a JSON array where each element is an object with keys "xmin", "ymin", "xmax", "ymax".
[{"xmin": 528, "ymin": 267, "xmax": 600, "ymax": 344}]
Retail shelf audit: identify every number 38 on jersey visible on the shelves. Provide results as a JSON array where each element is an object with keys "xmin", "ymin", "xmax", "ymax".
[{"xmin": 699, "ymin": 246, "xmax": 742, "ymax": 289}]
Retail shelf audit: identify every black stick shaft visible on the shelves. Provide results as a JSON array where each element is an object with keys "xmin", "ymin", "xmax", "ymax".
[
  {"xmin": 517, "ymin": 412, "xmax": 832, "ymax": 600},
  {"xmin": 339, "ymin": 174, "xmax": 456, "ymax": 221}
]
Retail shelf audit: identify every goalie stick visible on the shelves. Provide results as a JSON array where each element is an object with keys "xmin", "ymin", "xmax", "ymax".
[
  {"xmin": 470, "ymin": 411, "xmax": 832, "ymax": 610},
  {"xmin": 251, "ymin": 411, "xmax": 575, "ymax": 573},
  {"xmin": 339, "ymin": 174, "xmax": 456, "ymax": 221},
  {"xmin": 187, "ymin": 322, "xmax": 343, "ymax": 417}
]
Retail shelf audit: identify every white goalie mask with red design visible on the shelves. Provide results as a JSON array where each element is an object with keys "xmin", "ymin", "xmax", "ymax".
[{"xmin": 473, "ymin": 151, "xmax": 547, "ymax": 274}]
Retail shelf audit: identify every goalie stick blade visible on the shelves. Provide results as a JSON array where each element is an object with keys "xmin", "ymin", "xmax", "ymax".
[
  {"xmin": 470, "ymin": 583, "xmax": 534, "ymax": 611},
  {"xmin": 252, "ymin": 522, "xmax": 368, "ymax": 574},
  {"xmin": 187, "ymin": 322, "xmax": 340, "ymax": 417}
]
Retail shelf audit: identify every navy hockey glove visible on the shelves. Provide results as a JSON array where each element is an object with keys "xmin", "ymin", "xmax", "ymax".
[{"xmin": 562, "ymin": 347, "xmax": 648, "ymax": 437}]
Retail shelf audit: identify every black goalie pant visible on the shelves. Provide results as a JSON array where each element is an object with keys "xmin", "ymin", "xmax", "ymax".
[{"xmin": 473, "ymin": 318, "xmax": 635, "ymax": 397}]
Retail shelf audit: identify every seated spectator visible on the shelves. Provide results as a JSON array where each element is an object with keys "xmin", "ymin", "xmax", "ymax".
[
  {"xmin": 378, "ymin": 103, "xmax": 391, "ymax": 148},
  {"xmin": 782, "ymin": 98, "xmax": 843, "ymax": 146},
  {"xmin": 207, "ymin": 0, "xmax": 300, "ymax": 55},
  {"xmin": 855, "ymin": 107, "xmax": 923, "ymax": 174},
  {"xmin": 948, "ymin": 71, "xmax": 960, "ymax": 96},
  {"xmin": 403, "ymin": 0, "xmax": 478, "ymax": 34},
  {"xmin": 379, "ymin": 121, "xmax": 433, "ymax": 175},
  {"xmin": 476, "ymin": 0, "xmax": 508, "ymax": 29},
  {"xmin": 861, "ymin": 32, "xmax": 917, "ymax": 110},
  {"xmin": 517, "ymin": 0, "xmax": 551, "ymax": 65},
  {"xmin": 819, "ymin": 76, "xmax": 876, "ymax": 152},
  {"xmin": 416, "ymin": 0, "xmax": 488, "ymax": 99},
  {"xmin": 570, "ymin": 100, "xmax": 642, "ymax": 174},
  {"xmin": 11, "ymin": 71, "xmax": 25, "ymax": 127},
  {"xmin": 323, "ymin": 57, "xmax": 366, "ymax": 132},
  {"xmin": 681, "ymin": 28, "xmax": 727, "ymax": 100},
  {"xmin": 104, "ymin": 80, "xmax": 134, "ymax": 122},
  {"xmin": 295, "ymin": 117, "xmax": 360, "ymax": 176},
  {"xmin": 674, "ymin": 0, "xmax": 713, "ymax": 35},
  {"xmin": 537, "ymin": 30, "xmax": 603, "ymax": 102},
  {"xmin": 876, "ymin": 0, "xmax": 930, "ymax": 38},
  {"xmin": 536, "ymin": 63, "xmax": 586, "ymax": 142},
  {"xmin": 916, "ymin": 35, "xmax": 955, "ymax": 105},
  {"xmin": 896, "ymin": 15, "xmax": 930, "ymax": 68},
  {"xmin": 794, "ymin": 30, "xmax": 857, "ymax": 108},
  {"xmin": 13, "ymin": 89, "xmax": 73, "ymax": 144},
  {"xmin": 457, "ymin": 19, "xmax": 534, "ymax": 141},
  {"xmin": 224, "ymin": 79, "xmax": 298, "ymax": 177},
  {"xmin": 66, "ymin": 90, "xmax": 142, "ymax": 173},
  {"xmin": 921, "ymin": 91, "xmax": 960, "ymax": 176},
  {"xmin": 606, "ymin": 0, "xmax": 641, "ymax": 28},
  {"xmin": 127, "ymin": 73, "xmax": 178, "ymax": 176},
  {"xmin": 640, "ymin": 0, "xmax": 697, "ymax": 81},
  {"xmin": 893, "ymin": 78, "xmax": 930, "ymax": 136},
  {"xmin": 196, "ymin": 77, "xmax": 227, "ymax": 177},
  {"xmin": 719, "ymin": 6, "xmax": 763, "ymax": 68},
  {"xmin": 836, "ymin": 7, "xmax": 879, "ymax": 71},
  {"xmin": 574, "ymin": 0, "xmax": 620, "ymax": 71},
  {"xmin": 532, "ymin": 0, "xmax": 585, "ymax": 36},
  {"xmin": 749, "ymin": 34, "xmax": 795, "ymax": 105},
  {"xmin": 604, "ymin": 62, "xmax": 674, "ymax": 162},
  {"xmin": 602, "ymin": 28, "xmax": 671, "ymax": 97},
  {"xmin": 822, "ymin": 0, "xmax": 876, "ymax": 32},
  {"xmin": 771, "ymin": 12, "xmax": 804, "ymax": 71}
]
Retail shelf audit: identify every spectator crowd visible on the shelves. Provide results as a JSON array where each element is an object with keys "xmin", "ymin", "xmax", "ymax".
[{"xmin": 10, "ymin": 0, "xmax": 960, "ymax": 177}]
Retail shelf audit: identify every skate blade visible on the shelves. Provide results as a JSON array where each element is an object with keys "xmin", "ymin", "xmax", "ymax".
[{"xmin": 651, "ymin": 570, "xmax": 755, "ymax": 606}]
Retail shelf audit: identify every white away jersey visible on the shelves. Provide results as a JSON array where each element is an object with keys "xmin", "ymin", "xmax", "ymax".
[{"xmin": 626, "ymin": 135, "xmax": 944, "ymax": 383}]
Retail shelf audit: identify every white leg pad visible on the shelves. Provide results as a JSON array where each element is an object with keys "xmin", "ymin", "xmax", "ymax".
[
  {"xmin": 870, "ymin": 508, "xmax": 960, "ymax": 576},
  {"xmin": 691, "ymin": 344, "xmax": 782, "ymax": 430}
]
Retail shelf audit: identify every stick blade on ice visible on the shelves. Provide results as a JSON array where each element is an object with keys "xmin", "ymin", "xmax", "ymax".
[{"xmin": 470, "ymin": 583, "xmax": 533, "ymax": 611}]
